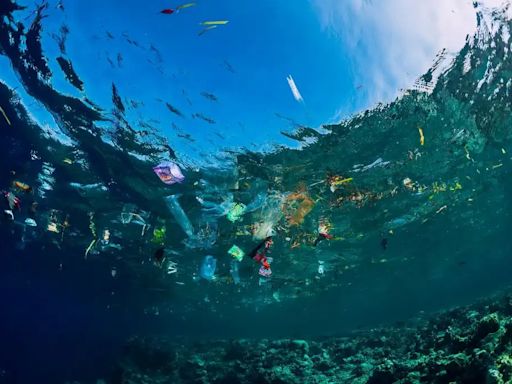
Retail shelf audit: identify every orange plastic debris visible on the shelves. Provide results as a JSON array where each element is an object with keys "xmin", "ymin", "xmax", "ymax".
[{"xmin": 281, "ymin": 189, "xmax": 314, "ymax": 226}]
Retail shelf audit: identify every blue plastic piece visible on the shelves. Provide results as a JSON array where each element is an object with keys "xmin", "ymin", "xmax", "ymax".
[
  {"xmin": 230, "ymin": 260, "xmax": 240, "ymax": 285},
  {"xmin": 199, "ymin": 255, "xmax": 217, "ymax": 281}
]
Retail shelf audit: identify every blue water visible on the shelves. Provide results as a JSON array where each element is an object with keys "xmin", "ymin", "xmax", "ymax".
[{"xmin": 1, "ymin": 1, "xmax": 512, "ymax": 383}]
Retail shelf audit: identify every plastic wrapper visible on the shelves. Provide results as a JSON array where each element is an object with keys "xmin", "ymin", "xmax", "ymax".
[
  {"xmin": 228, "ymin": 245, "xmax": 244, "ymax": 261},
  {"xmin": 153, "ymin": 161, "xmax": 185, "ymax": 185},
  {"xmin": 184, "ymin": 217, "xmax": 217, "ymax": 249}
]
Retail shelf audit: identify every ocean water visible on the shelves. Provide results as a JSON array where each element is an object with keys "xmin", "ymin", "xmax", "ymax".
[{"xmin": 1, "ymin": 1, "xmax": 512, "ymax": 383}]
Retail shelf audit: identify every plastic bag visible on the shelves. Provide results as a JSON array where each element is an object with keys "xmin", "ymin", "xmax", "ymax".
[
  {"xmin": 226, "ymin": 203, "xmax": 246, "ymax": 222},
  {"xmin": 199, "ymin": 255, "xmax": 217, "ymax": 281},
  {"xmin": 230, "ymin": 260, "xmax": 241, "ymax": 284},
  {"xmin": 196, "ymin": 194, "xmax": 234, "ymax": 216},
  {"xmin": 153, "ymin": 161, "xmax": 185, "ymax": 185}
]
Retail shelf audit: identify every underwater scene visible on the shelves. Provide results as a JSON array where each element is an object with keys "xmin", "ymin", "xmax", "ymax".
[{"xmin": 3, "ymin": 0, "xmax": 512, "ymax": 383}]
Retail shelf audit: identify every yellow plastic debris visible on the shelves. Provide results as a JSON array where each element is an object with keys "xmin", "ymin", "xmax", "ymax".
[
  {"xmin": 200, "ymin": 20, "xmax": 229, "ymax": 25},
  {"xmin": 177, "ymin": 2, "xmax": 196, "ymax": 10},
  {"xmin": 418, "ymin": 127, "xmax": 425, "ymax": 146}
]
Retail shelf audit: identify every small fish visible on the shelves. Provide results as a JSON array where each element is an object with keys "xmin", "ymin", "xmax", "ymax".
[
  {"xmin": 380, "ymin": 238, "xmax": 388, "ymax": 250},
  {"xmin": 161, "ymin": 8, "xmax": 174, "ymax": 14}
]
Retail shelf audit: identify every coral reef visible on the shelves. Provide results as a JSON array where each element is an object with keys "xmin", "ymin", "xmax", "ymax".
[{"xmin": 107, "ymin": 291, "xmax": 512, "ymax": 384}]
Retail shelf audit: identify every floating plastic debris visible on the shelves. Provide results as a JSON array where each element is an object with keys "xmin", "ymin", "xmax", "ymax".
[
  {"xmin": 328, "ymin": 175, "xmax": 352, "ymax": 193},
  {"xmin": 196, "ymin": 194, "xmax": 234, "ymax": 217},
  {"xmin": 418, "ymin": 127, "xmax": 425, "ymax": 146},
  {"xmin": 120, "ymin": 205, "xmax": 149, "ymax": 236},
  {"xmin": 352, "ymin": 158, "xmax": 390, "ymax": 173},
  {"xmin": 152, "ymin": 226, "xmax": 166, "ymax": 244},
  {"xmin": 230, "ymin": 260, "xmax": 240, "ymax": 285},
  {"xmin": 184, "ymin": 218, "xmax": 218, "ymax": 249},
  {"xmin": 200, "ymin": 20, "xmax": 229, "ymax": 26},
  {"xmin": 198, "ymin": 25, "xmax": 217, "ymax": 36},
  {"xmin": 318, "ymin": 261, "xmax": 325, "ymax": 275},
  {"xmin": 403, "ymin": 177, "xmax": 416, "ymax": 191},
  {"xmin": 228, "ymin": 245, "xmax": 244, "ymax": 261},
  {"xmin": 13, "ymin": 181, "xmax": 32, "ymax": 193},
  {"xmin": 164, "ymin": 194, "xmax": 194, "ymax": 238},
  {"xmin": 3, "ymin": 210, "xmax": 13, "ymax": 221},
  {"xmin": 286, "ymin": 75, "xmax": 304, "ymax": 103},
  {"xmin": 4, "ymin": 192, "xmax": 20, "ymax": 211},
  {"xmin": 47, "ymin": 222, "xmax": 59, "ymax": 233},
  {"xmin": 153, "ymin": 161, "xmax": 185, "ymax": 185},
  {"xmin": 24, "ymin": 218, "xmax": 37, "ymax": 227},
  {"xmin": 85, "ymin": 212, "xmax": 97, "ymax": 259},
  {"xmin": 0, "ymin": 105, "xmax": 11, "ymax": 126},
  {"xmin": 226, "ymin": 202, "xmax": 246, "ymax": 222},
  {"xmin": 167, "ymin": 260, "xmax": 178, "ymax": 274},
  {"xmin": 282, "ymin": 190, "xmax": 314, "ymax": 226},
  {"xmin": 70, "ymin": 182, "xmax": 108, "ymax": 198},
  {"xmin": 259, "ymin": 265, "xmax": 272, "ymax": 277},
  {"xmin": 37, "ymin": 163, "xmax": 55, "ymax": 198},
  {"xmin": 199, "ymin": 255, "xmax": 217, "ymax": 281},
  {"xmin": 177, "ymin": 3, "xmax": 196, "ymax": 11}
]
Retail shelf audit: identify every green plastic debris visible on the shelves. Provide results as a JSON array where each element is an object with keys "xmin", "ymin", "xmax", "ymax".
[
  {"xmin": 226, "ymin": 203, "xmax": 246, "ymax": 222},
  {"xmin": 152, "ymin": 226, "xmax": 166, "ymax": 244},
  {"xmin": 228, "ymin": 245, "xmax": 245, "ymax": 261}
]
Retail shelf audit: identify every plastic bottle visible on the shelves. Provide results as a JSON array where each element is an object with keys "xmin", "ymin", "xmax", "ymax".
[{"xmin": 165, "ymin": 194, "xmax": 194, "ymax": 238}]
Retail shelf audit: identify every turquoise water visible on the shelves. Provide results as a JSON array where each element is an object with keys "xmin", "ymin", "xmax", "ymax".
[{"xmin": 1, "ymin": 1, "xmax": 512, "ymax": 383}]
